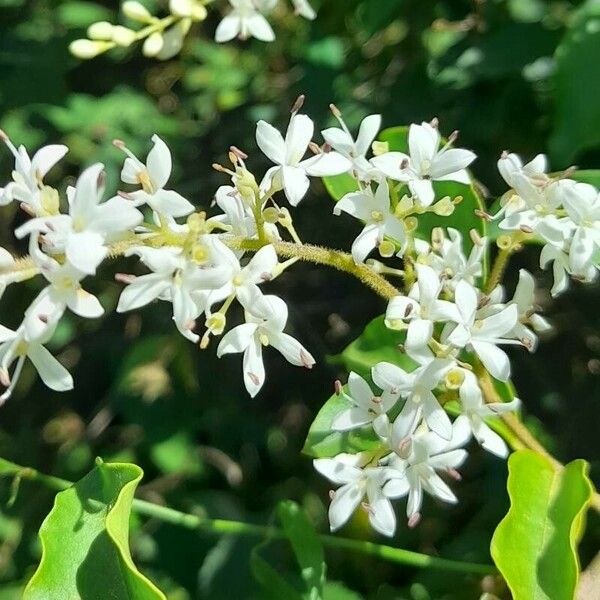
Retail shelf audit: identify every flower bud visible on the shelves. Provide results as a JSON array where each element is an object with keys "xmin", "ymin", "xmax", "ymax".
[
  {"xmin": 112, "ymin": 25, "xmax": 137, "ymax": 47},
  {"xmin": 143, "ymin": 32, "xmax": 163, "ymax": 57},
  {"xmin": 378, "ymin": 240, "xmax": 395, "ymax": 258},
  {"xmin": 404, "ymin": 216, "xmax": 418, "ymax": 232},
  {"xmin": 432, "ymin": 196, "xmax": 455, "ymax": 216},
  {"xmin": 88, "ymin": 21, "xmax": 114, "ymax": 40},
  {"xmin": 371, "ymin": 141, "xmax": 389, "ymax": 156},
  {"xmin": 122, "ymin": 1, "xmax": 152, "ymax": 22},
  {"xmin": 262, "ymin": 207, "xmax": 280, "ymax": 224},
  {"xmin": 69, "ymin": 39, "xmax": 112, "ymax": 59},
  {"xmin": 186, "ymin": 212, "xmax": 205, "ymax": 233}
]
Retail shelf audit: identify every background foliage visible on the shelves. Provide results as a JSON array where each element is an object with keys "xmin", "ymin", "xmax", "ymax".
[{"xmin": 0, "ymin": 0, "xmax": 599, "ymax": 597}]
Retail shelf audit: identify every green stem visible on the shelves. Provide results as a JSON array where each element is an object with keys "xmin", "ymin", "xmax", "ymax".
[{"xmin": 4, "ymin": 459, "xmax": 494, "ymax": 575}]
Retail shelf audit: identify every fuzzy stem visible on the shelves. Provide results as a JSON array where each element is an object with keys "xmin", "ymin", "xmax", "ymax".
[{"xmin": 4, "ymin": 459, "xmax": 495, "ymax": 575}]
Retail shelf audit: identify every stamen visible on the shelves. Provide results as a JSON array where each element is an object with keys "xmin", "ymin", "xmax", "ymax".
[
  {"xmin": 229, "ymin": 145, "xmax": 248, "ymax": 160},
  {"xmin": 334, "ymin": 379, "xmax": 343, "ymax": 395},
  {"xmin": 115, "ymin": 273, "xmax": 136, "ymax": 284},
  {"xmin": 291, "ymin": 95, "xmax": 305, "ymax": 114},
  {"xmin": 408, "ymin": 512, "xmax": 421, "ymax": 528}
]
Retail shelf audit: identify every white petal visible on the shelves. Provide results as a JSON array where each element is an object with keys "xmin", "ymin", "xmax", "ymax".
[
  {"xmin": 243, "ymin": 244, "xmax": 278, "ymax": 284},
  {"xmin": 281, "ymin": 165, "xmax": 310, "ymax": 206},
  {"xmin": 347, "ymin": 371, "xmax": 374, "ymax": 407},
  {"xmin": 408, "ymin": 178, "xmax": 435, "ymax": 207},
  {"xmin": 406, "ymin": 319, "xmax": 434, "ymax": 364},
  {"xmin": 328, "ymin": 483, "xmax": 363, "ymax": 531},
  {"xmin": 409, "ymin": 123, "xmax": 439, "ymax": 170},
  {"xmin": 71, "ymin": 163, "xmax": 103, "ymax": 221},
  {"xmin": 284, "ymin": 114, "xmax": 313, "ymax": 166},
  {"xmin": 368, "ymin": 491, "xmax": 396, "ymax": 537},
  {"xmin": 431, "ymin": 149, "xmax": 476, "ymax": 179},
  {"xmin": 351, "ymin": 223, "xmax": 380, "ymax": 263},
  {"xmin": 65, "ymin": 231, "xmax": 107, "ymax": 275},
  {"xmin": 215, "ymin": 14, "xmax": 241, "ymax": 42},
  {"xmin": 385, "ymin": 295, "xmax": 419, "ymax": 322},
  {"xmin": 314, "ymin": 458, "xmax": 362, "ymax": 485},
  {"xmin": 422, "ymin": 392, "xmax": 452, "ymax": 440},
  {"xmin": 147, "ymin": 135, "xmax": 172, "ymax": 190},
  {"xmin": 332, "ymin": 407, "xmax": 371, "ymax": 431},
  {"xmin": 355, "ymin": 115, "xmax": 382, "ymax": 157},
  {"xmin": 372, "ymin": 362, "xmax": 412, "ymax": 394},
  {"xmin": 117, "ymin": 274, "xmax": 171, "ymax": 312},
  {"xmin": 31, "ymin": 145, "xmax": 68, "ymax": 178},
  {"xmin": 472, "ymin": 419, "xmax": 508, "ymax": 458},
  {"xmin": 369, "ymin": 152, "xmax": 412, "ymax": 182},
  {"xmin": 245, "ymin": 13, "xmax": 275, "ymax": 42},
  {"xmin": 92, "ymin": 197, "xmax": 143, "ymax": 234},
  {"xmin": 321, "ymin": 127, "xmax": 354, "ymax": 155},
  {"xmin": 476, "ymin": 304, "xmax": 518, "ymax": 340},
  {"xmin": 27, "ymin": 343, "xmax": 73, "ymax": 392},
  {"xmin": 256, "ymin": 120, "xmax": 286, "ymax": 165},
  {"xmin": 148, "ymin": 189, "xmax": 194, "ymax": 217},
  {"xmin": 422, "ymin": 472, "xmax": 457, "ymax": 504},
  {"xmin": 268, "ymin": 331, "xmax": 314, "ymax": 368},
  {"xmin": 66, "ymin": 289, "xmax": 104, "ymax": 319},
  {"xmin": 454, "ymin": 280, "xmax": 477, "ymax": 324},
  {"xmin": 217, "ymin": 323, "xmax": 257, "ymax": 356},
  {"xmin": 471, "ymin": 340, "xmax": 511, "ymax": 381},
  {"xmin": 242, "ymin": 338, "xmax": 265, "ymax": 397},
  {"xmin": 301, "ymin": 152, "xmax": 352, "ymax": 177}
]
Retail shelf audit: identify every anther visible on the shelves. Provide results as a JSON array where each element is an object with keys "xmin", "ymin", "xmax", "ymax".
[
  {"xmin": 407, "ymin": 512, "xmax": 421, "ymax": 528},
  {"xmin": 329, "ymin": 103, "xmax": 342, "ymax": 118},
  {"xmin": 115, "ymin": 273, "xmax": 136, "ymax": 284},
  {"xmin": 334, "ymin": 379, "xmax": 343, "ymax": 395},
  {"xmin": 230, "ymin": 145, "xmax": 248, "ymax": 160},
  {"xmin": 291, "ymin": 95, "xmax": 305, "ymax": 114}
]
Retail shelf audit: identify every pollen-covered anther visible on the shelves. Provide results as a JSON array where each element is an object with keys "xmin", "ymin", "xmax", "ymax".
[
  {"xmin": 334, "ymin": 379, "xmax": 343, "ymax": 395},
  {"xmin": 308, "ymin": 142, "xmax": 321, "ymax": 155},
  {"xmin": 408, "ymin": 513, "xmax": 421, "ymax": 528},
  {"xmin": 115, "ymin": 273, "xmax": 136, "ymax": 284},
  {"xmin": 474, "ymin": 209, "xmax": 492, "ymax": 222},
  {"xmin": 0, "ymin": 369, "xmax": 10, "ymax": 387},
  {"xmin": 291, "ymin": 94, "xmax": 305, "ymax": 114},
  {"xmin": 519, "ymin": 224, "xmax": 534, "ymax": 234},
  {"xmin": 229, "ymin": 145, "xmax": 248, "ymax": 160},
  {"xmin": 447, "ymin": 467, "xmax": 462, "ymax": 481}
]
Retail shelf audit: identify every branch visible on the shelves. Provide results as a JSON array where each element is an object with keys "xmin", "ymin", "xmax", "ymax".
[{"xmin": 0, "ymin": 458, "xmax": 495, "ymax": 575}]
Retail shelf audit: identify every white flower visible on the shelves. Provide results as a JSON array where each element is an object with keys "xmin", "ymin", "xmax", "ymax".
[
  {"xmin": 322, "ymin": 114, "xmax": 381, "ymax": 181},
  {"xmin": 207, "ymin": 244, "xmax": 279, "ymax": 309},
  {"xmin": 290, "ymin": 0, "xmax": 316, "ymax": 19},
  {"xmin": 117, "ymin": 241, "xmax": 232, "ymax": 342},
  {"xmin": 424, "ymin": 228, "xmax": 486, "ymax": 289},
  {"xmin": 385, "ymin": 264, "xmax": 459, "ymax": 364},
  {"xmin": 117, "ymin": 135, "xmax": 194, "ymax": 218},
  {"xmin": 217, "ymin": 290, "xmax": 315, "ymax": 396},
  {"xmin": 334, "ymin": 180, "xmax": 406, "ymax": 263},
  {"xmin": 0, "ymin": 324, "xmax": 73, "ymax": 405},
  {"xmin": 215, "ymin": 0, "xmax": 276, "ymax": 43},
  {"xmin": 0, "ymin": 132, "xmax": 67, "ymax": 215},
  {"xmin": 314, "ymin": 453, "xmax": 400, "ymax": 536},
  {"xmin": 457, "ymin": 370, "xmax": 520, "ymax": 458},
  {"xmin": 444, "ymin": 281, "xmax": 519, "ymax": 381},
  {"xmin": 331, "ymin": 371, "xmax": 398, "ymax": 433},
  {"xmin": 15, "ymin": 163, "xmax": 143, "ymax": 275},
  {"xmin": 540, "ymin": 243, "xmax": 579, "ymax": 296},
  {"xmin": 23, "ymin": 236, "xmax": 104, "ymax": 340},
  {"xmin": 562, "ymin": 182, "xmax": 600, "ymax": 276},
  {"xmin": 498, "ymin": 152, "xmax": 548, "ymax": 190},
  {"xmin": 370, "ymin": 121, "xmax": 476, "ymax": 207},
  {"xmin": 374, "ymin": 359, "xmax": 454, "ymax": 440},
  {"xmin": 256, "ymin": 113, "xmax": 352, "ymax": 206},
  {"xmin": 497, "ymin": 175, "xmax": 568, "ymax": 245},
  {"xmin": 384, "ymin": 419, "xmax": 470, "ymax": 521},
  {"xmin": 507, "ymin": 269, "xmax": 552, "ymax": 350}
]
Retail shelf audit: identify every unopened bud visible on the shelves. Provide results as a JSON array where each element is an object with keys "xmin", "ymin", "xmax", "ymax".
[
  {"xmin": 143, "ymin": 32, "xmax": 163, "ymax": 57},
  {"xmin": 371, "ymin": 141, "xmax": 388, "ymax": 156},
  {"xmin": 122, "ymin": 1, "xmax": 152, "ymax": 22},
  {"xmin": 112, "ymin": 25, "xmax": 137, "ymax": 47},
  {"xmin": 88, "ymin": 21, "xmax": 114, "ymax": 40},
  {"xmin": 70, "ymin": 39, "xmax": 111, "ymax": 59},
  {"xmin": 378, "ymin": 240, "xmax": 395, "ymax": 258},
  {"xmin": 432, "ymin": 196, "xmax": 454, "ymax": 216},
  {"xmin": 262, "ymin": 206, "xmax": 280, "ymax": 224},
  {"xmin": 404, "ymin": 216, "xmax": 418, "ymax": 232}
]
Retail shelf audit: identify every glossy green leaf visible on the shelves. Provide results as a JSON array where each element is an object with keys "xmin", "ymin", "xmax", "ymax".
[
  {"xmin": 550, "ymin": 0, "xmax": 600, "ymax": 164},
  {"xmin": 24, "ymin": 461, "xmax": 165, "ymax": 600},
  {"xmin": 491, "ymin": 450, "xmax": 593, "ymax": 600},
  {"xmin": 278, "ymin": 501, "xmax": 326, "ymax": 600},
  {"xmin": 322, "ymin": 172, "xmax": 358, "ymax": 201}
]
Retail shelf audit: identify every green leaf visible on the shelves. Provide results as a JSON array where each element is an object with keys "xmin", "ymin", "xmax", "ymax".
[
  {"xmin": 550, "ymin": 0, "xmax": 600, "ymax": 164},
  {"xmin": 24, "ymin": 461, "xmax": 165, "ymax": 600},
  {"xmin": 322, "ymin": 172, "xmax": 359, "ymax": 201},
  {"xmin": 334, "ymin": 315, "xmax": 414, "ymax": 380},
  {"xmin": 278, "ymin": 501, "xmax": 326, "ymax": 599},
  {"xmin": 491, "ymin": 450, "xmax": 593, "ymax": 600}
]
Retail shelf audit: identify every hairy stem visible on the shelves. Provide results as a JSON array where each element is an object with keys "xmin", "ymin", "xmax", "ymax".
[
  {"xmin": 228, "ymin": 237, "xmax": 401, "ymax": 300},
  {"xmin": 3, "ymin": 459, "xmax": 495, "ymax": 575}
]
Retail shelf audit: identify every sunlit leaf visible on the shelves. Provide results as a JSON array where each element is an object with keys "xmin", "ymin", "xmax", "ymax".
[
  {"xmin": 491, "ymin": 450, "xmax": 593, "ymax": 600},
  {"xmin": 24, "ymin": 461, "xmax": 165, "ymax": 600}
]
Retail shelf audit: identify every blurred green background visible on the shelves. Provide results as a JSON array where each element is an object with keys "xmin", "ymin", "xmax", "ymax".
[{"xmin": 0, "ymin": 0, "xmax": 599, "ymax": 597}]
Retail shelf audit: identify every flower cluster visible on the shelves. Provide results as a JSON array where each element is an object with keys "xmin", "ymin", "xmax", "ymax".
[
  {"xmin": 493, "ymin": 153, "xmax": 600, "ymax": 296},
  {"xmin": 1, "ymin": 101, "xmax": 599, "ymax": 538},
  {"xmin": 70, "ymin": 0, "xmax": 315, "ymax": 60}
]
